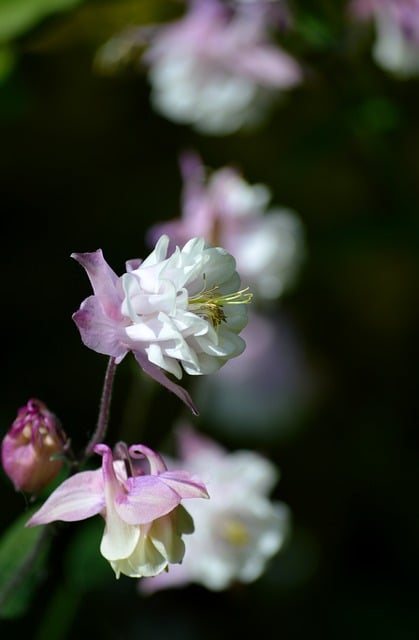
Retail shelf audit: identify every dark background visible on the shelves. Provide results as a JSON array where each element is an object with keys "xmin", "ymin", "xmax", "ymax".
[{"xmin": 1, "ymin": 1, "xmax": 419, "ymax": 638}]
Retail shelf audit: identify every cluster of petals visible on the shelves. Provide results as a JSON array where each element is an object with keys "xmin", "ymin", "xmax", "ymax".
[
  {"xmin": 71, "ymin": 235, "xmax": 249, "ymax": 414},
  {"xmin": 147, "ymin": 152, "xmax": 305, "ymax": 301},
  {"xmin": 141, "ymin": 0, "xmax": 302, "ymax": 134},
  {"xmin": 27, "ymin": 443, "xmax": 209, "ymax": 578},
  {"xmin": 140, "ymin": 425, "xmax": 290, "ymax": 592},
  {"xmin": 350, "ymin": 0, "xmax": 419, "ymax": 76}
]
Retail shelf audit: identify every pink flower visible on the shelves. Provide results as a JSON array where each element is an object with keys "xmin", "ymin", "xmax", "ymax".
[
  {"xmin": 1, "ymin": 399, "xmax": 68, "ymax": 494},
  {"xmin": 350, "ymin": 0, "xmax": 419, "ymax": 76},
  {"xmin": 147, "ymin": 152, "xmax": 305, "ymax": 301},
  {"xmin": 27, "ymin": 442, "xmax": 209, "ymax": 578},
  {"xmin": 71, "ymin": 235, "xmax": 251, "ymax": 415}
]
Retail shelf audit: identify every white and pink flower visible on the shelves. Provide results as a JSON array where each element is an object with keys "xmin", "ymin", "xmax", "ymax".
[
  {"xmin": 147, "ymin": 153, "xmax": 305, "ymax": 302},
  {"xmin": 71, "ymin": 235, "xmax": 251, "ymax": 414},
  {"xmin": 141, "ymin": 0, "xmax": 302, "ymax": 134},
  {"xmin": 351, "ymin": 0, "xmax": 419, "ymax": 76},
  {"xmin": 27, "ymin": 443, "xmax": 209, "ymax": 578}
]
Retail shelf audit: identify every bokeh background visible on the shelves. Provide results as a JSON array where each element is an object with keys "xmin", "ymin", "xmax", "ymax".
[{"xmin": 1, "ymin": 1, "xmax": 419, "ymax": 638}]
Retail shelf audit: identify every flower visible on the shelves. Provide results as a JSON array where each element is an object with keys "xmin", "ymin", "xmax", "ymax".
[
  {"xmin": 147, "ymin": 152, "xmax": 305, "ymax": 302},
  {"xmin": 139, "ymin": 425, "xmax": 290, "ymax": 592},
  {"xmin": 194, "ymin": 309, "xmax": 318, "ymax": 440},
  {"xmin": 1, "ymin": 398, "xmax": 68, "ymax": 494},
  {"xmin": 71, "ymin": 235, "xmax": 251, "ymax": 414},
  {"xmin": 350, "ymin": 0, "xmax": 419, "ymax": 77},
  {"xmin": 27, "ymin": 442, "xmax": 209, "ymax": 578},
  {"xmin": 140, "ymin": 0, "xmax": 302, "ymax": 134}
]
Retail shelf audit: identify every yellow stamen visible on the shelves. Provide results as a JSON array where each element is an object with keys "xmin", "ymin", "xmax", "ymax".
[{"xmin": 189, "ymin": 285, "xmax": 253, "ymax": 327}]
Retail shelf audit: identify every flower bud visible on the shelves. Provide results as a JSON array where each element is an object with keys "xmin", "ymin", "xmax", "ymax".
[{"xmin": 1, "ymin": 398, "xmax": 68, "ymax": 494}]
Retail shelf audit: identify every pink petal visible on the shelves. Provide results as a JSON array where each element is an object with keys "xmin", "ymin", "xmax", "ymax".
[
  {"xmin": 159, "ymin": 470, "xmax": 209, "ymax": 499},
  {"xmin": 238, "ymin": 46, "xmax": 302, "ymax": 87},
  {"xmin": 71, "ymin": 249, "xmax": 122, "ymax": 317},
  {"xmin": 134, "ymin": 352, "xmax": 199, "ymax": 415},
  {"xmin": 26, "ymin": 470, "xmax": 105, "ymax": 526},
  {"xmin": 72, "ymin": 297, "xmax": 128, "ymax": 363},
  {"xmin": 116, "ymin": 476, "xmax": 181, "ymax": 525}
]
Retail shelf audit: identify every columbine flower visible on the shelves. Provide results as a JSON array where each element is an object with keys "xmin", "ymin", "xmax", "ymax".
[
  {"xmin": 27, "ymin": 442, "xmax": 209, "ymax": 578},
  {"xmin": 139, "ymin": 425, "xmax": 290, "ymax": 592},
  {"xmin": 350, "ymin": 0, "xmax": 419, "ymax": 77},
  {"xmin": 71, "ymin": 235, "xmax": 251, "ymax": 414},
  {"xmin": 140, "ymin": 0, "xmax": 302, "ymax": 134},
  {"xmin": 147, "ymin": 152, "xmax": 305, "ymax": 302},
  {"xmin": 1, "ymin": 399, "xmax": 68, "ymax": 494}
]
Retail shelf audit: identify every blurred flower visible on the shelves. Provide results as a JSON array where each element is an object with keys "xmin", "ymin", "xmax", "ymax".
[
  {"xmin": 195, "ymin": 309, "xmax": 318, "ymax": 440},
  {"xmin": 140, "ymin": 425, "xmax": 290, "ymax": 592},
  {"xmin": 350, "ymin": 0, "xmax": 419, "ymax": 76},
  {"xmin": 27, "ymin": 442, "xmax": 208, "ymax": 579},
  {"xmin": 147, "ymin": 152, "xmax": 305, "ymax": 302},
  {"xmin": 139, "ymin": 0, "xmax": 302, "ymax": 134},
  {"xmin": 71, "ymin": 235, "xmax": 251, "ymax": 414},
  {"xmin": 1, "ymin": 398, "xmax": 68, "ymax": 494}
]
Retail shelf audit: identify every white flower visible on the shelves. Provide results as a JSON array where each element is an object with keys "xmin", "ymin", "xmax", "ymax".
[
  {"xmin": 143, "ymin": 1, "xmax": 302, "ymax": 135},
  {"xmin": 351, "ymin": 0, "xmax": 419, "ymax": 77},
  {"xmin": 72, "ymin": 235, "xmax": 251, "ymax": 413},
  {"xmin": 139, "ymin": 425, "xmax": 291, "ymax": 592}
]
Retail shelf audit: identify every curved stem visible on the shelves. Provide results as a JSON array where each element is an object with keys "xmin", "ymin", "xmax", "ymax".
[{"xmin": 82, "ymin": 356, "xmax": 117, "ymax": 461}]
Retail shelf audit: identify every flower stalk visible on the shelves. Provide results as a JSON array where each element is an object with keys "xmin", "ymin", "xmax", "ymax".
[{"xmin": 82, "ymin": 356, "xmax": 117, "ymax": 462}]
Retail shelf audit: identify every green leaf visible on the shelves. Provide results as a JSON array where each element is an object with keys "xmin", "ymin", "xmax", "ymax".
[
  {"xmin": 64, "ymin": 518, "xmax": 113, "ymax": 591},
  {"xmin": 0, "ymin": 508, "xmax": 51, "ymax": 619},
  {"xmin": 0, "ymin": 0, "xmax": 84, "ymax": 43},
  {"xmin": 0, "ymin": 44, "xmax": 15, "ymax": 81}
]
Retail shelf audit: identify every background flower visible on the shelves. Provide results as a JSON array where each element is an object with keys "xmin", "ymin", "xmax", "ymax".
[
  {"xmin": 140, "ymin": 424, "xmax": 290, "ymax": 592},
  {"xmin": 140, "ymin": 0, "xmax": 302, "ymax": 134},
  {"xmin": 350, "ymin": 0, "xmax": 419, "ymax": 76},
  {"xmin": 147, "ymin": 151, "xmax": 306, "ymax": 303}
]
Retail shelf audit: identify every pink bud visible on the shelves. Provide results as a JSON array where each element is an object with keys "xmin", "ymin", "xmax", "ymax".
[{"xmin": 1, "ymin": 399, "xmax": 68, "ymax": 494}]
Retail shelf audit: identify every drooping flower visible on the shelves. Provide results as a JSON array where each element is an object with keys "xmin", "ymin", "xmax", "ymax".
[
  {"xmin": 1, "ymin": 398, "xmax": 68, "ymax": 494},
  {"xmin": 147, "ymin": 152, "xmax": 305, "ymax": 302},
  {"xmin": 27, "ymin": 442, "xmax": 209, "ymax": 579},
  {"xmin": 71, "ymin": 235, "xmax": 251, "ymax": 414},
  {"xmin": 350, "ymin": 0, "xmax": 419, "ymax": 77},
  {"xmin": 139, "ymin": 0, "xmax": 302, "ymax": 134},
  {"xmin": 139, "ymin": 425, "xmax": 290, "ymax": 592}
]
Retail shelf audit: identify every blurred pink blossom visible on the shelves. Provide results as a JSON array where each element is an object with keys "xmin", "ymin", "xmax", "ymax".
[
  {"xmin": 350, "ymin": 0, "xmax": 419, "ymax": 76},
  {"xmin": 141, "ymin": 0, "xmax": 302, "ymax": 134},
  {"xmin": 147, "ymin": 151, "xmax": 305, "ymax": 302},
  {"xmin": 194, "ymin": 308, "xmax": 318, "ymax": 440}
]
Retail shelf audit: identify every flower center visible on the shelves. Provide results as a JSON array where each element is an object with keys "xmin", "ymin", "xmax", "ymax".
[
  {"xmin": 188, "ymin": 284, "xmax": 253, "ymax": 328},
  {"xmin": 221, "ymin": 518, "xmax": 250, "ymax": 546}
]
